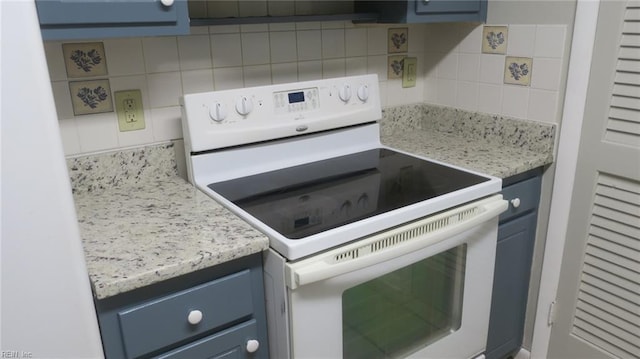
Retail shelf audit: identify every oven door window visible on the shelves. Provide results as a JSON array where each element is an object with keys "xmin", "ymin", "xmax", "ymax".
[{"xmin": 342, "ymin": 245, "xmax": 467, "ymax": 358}]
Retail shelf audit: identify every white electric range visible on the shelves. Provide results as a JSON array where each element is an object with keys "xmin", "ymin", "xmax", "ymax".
[{"xmin": 181, "ymin": 74, "xmax": 507, "ymax": 359}]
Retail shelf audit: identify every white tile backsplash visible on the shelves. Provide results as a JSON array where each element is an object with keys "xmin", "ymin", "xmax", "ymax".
[
  {"xmin": 322, "ymin": 58, "xmax": 346, "ymax": 78},
  {"xmin": 530, "ymin": 57, "xmax": 562, "ymax": 90},
  {"xmin": 425, "ymin": 23, "xmax": 566, "ymax": 121},
  {"xmin": 456, "ymin": 81, "xmax": 479, "ymax": 111},
  {"xmin": 367, "ymin": 27, "xmax": 387, "ymax": 55},
  {"xmin": 322, "ymin": 29, "xmax": 346, "ymax": 59},
  {"xmin": 142, "ymin": 37, "xmax": 180, "ymax": 73},
  {"xmin": 147, "ymin": 72, "xmax": 182, "ymax": 108},
  {"xmin": 177, "ymin": 35, "xmax": 212, "ymax": 70},
  {"xmin": 271, "ymin": 62, "xmax": 298, "ymax": 84},
  {"xmin": 528, "ymin": 89, "xmax": 559, "ymax": 123},
  {"xmin": 534, "ymin": 25, "xmax": 566, "ymax": 58},
  {"xmin": 346, "ymin": 57, "xmax": 368, "ymax": 76},
  {"xmin": 43, "ymin": 42, "xmax": 66, "ymax": 81},
  {"xmin": 151, "ymin": 106, "xmax": 182, "ymax": 141},
  {"xmin": 458, "ymin": 53, "xmax": 480, "ymax": 82},
  {"xmin": 241, "ymin": 32, "xmax": 271, "ymax": 65},
  {"xmin": 477, "ymin": 83, "xmax": 504, "ymax": 114},
  {"xmin": 345, "ymin": 28, "xmax": 367, "ymax": 57},
  {"xmin": 297, "ymin": 60, "xmax": 322, "ymax": 81},
  {"xmin": 181, "ymin": 69, "xmax": 214, "ymax": 95},
  {"xmin": 501, "ymin": 85, "xmax": 530, "ymax": 118},
  {"xmin": 211, "ymin": 33, "xmax": 242, "ymax": 68},
  {"xmin": 48, "ymin": 21, "xmax": 566, "ymax": 156},
  {"xmin": 243, "ymin": 65, "xmax": 272, "ymax": 87},
  {"xmin": 75, "ymin": 112, "xmax": 119, "ymax": 153},
  {"xmin": 479, "ymin": 54, "xmax": 506, "ymax": 84},
  {"xmin": 507, "ymin": 25, "xmax": 536, "ymax": 57},
  {"xmin": 213, "ymin": 67, "xmax": 244, "ymax": 90},
  {"xmin": 270, "ymin": 31, "xmax": 298, "ymax": 63},
  {"xmin": 104, "ymin": 38, "xmax": 146, "ymax": 76},
  {"xmin": 437, "ymin": 52, "xmax": 459, "ymax": 80},
  {"xmin": 296, "ymin": 30, "xmax": 322, "ymax": 61}
]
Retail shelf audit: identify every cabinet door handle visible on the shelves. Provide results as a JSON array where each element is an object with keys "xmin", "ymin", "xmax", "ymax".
[
  {"xmin": 160, "ymin": 0, "xmax": 174, "ymax": 7},
  {"xmin": 246, "ymin": 339, "xmax": 260, "ymax": 353},
  {"xmin": 511, "ymin": 198, "xmax": 521, "ymax": 208},
  {"xmin": 187, "ymin": 310, "xmax": 203, "ymax": 325}
]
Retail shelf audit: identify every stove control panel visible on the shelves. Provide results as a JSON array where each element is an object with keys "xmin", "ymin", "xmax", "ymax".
[{"xmin": 181, "ymin": 74, "xmax": 381, "ymax": 152}]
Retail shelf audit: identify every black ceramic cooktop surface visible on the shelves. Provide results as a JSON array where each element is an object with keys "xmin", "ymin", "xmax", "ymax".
[{"xmin": 209, "ymin": 148, "xmax": 489, "ymax": 239}]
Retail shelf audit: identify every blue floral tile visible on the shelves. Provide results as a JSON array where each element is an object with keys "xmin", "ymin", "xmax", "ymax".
[
  {"xmin": 62, "ymin": 42, "xmax": 108, "ymax": 78},
  {"xmin": 482, "ymin": 26, "xmax": 508, "ymax": 54},
  {"xmin": 504, "ymin": 57, "xmax": 533, "ymax": 86},
  {"xmin": 388, "ymin": 55, "xmax": 405, "ymax": 79},
  {"xmin": 388, "ymin": 28, "xmax": 408, "ymax": 54},
  {"xmin": 69, "ymin": 79, "xmax": 114, "ymax": 115}
]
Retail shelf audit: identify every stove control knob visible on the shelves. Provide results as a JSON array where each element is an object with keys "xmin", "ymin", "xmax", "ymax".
[
  {"xmin": 338, "ymin": 84, "xmax": 352, "ymax": 103},
  {"xmin": 357, "ymin": 85, "xmax": 369, "ymax": 102},
  {"xmin": 209, "ymin": 102, "xmax": 227, "ymax": 122},
  {"xmin": 235, "ymin": 96, "xmax": 254, "ymax": 116},
  {"xmin": 246, "ymin": 339, "xmax": 260, "ymax": 353}
]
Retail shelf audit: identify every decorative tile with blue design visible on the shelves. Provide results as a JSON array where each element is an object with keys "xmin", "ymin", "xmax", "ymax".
[
  {"xmin": 504, "ymin": 57, "xmax": 533, "ymax": 86},
  {"xmin": 388, "ymin": 28, "xmax": 408, "ymax": 54},
  {"xmin": 482, "ymin": 26, "xmax": 508, "ymax": 54},
  {"xmin": 388, "ymin": 55, "xmax": 406, "ymax": 79},
  {"xmin": 62, "ymin": 42, "xmax": 108, "ymax": 78},
  {"xmin": 69, "ymin": 79, "xmax": 113, "ymax": 115}
]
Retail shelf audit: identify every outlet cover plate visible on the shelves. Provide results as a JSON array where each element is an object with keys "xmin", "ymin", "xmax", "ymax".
[
  {"xmin": 115, "ymin": 90, "xmax": 145, "ymax": 131},
  {"xmin": 402, "ymin": 57, "xmax": 417, "ymax": 88}
]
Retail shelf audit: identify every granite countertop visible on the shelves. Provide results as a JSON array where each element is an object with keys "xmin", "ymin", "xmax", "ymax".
[
  {"xmin": 380, "ymin": 104, "xmax": 556, "ymax": 178},
  {"xmin": 69, "ymin": 144, "xmax": 269, "ymax": 300},
  {"xmin": 70, "ymin": 104, "xmax": 555, "ymax": 300}
]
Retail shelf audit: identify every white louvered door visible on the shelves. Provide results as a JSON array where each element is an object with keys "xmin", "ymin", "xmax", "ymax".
[{"xmin": 548, "ymin": 1, "xmax": 640, "ymax": 358}]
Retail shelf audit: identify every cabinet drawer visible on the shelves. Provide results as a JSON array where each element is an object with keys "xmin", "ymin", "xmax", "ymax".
[
  {"xmin": 156, "ymin": 319, "xmax": 258, "ymax": 359},
  {"xmin": 500, "ymin": 176, "xmax": 541, "ymax": 223},
  {"xmin": 118, "ymin": 270, "xmax": 254, "ymax": 358}
]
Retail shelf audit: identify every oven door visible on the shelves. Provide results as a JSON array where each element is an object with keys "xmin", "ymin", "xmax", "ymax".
[{"xmin": 282, "ymin": 195, "xmax": 507, "ymax": 359}]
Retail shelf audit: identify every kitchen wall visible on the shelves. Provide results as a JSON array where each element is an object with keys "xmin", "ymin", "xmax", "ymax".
[
  {"xmin": 44, "ymin": 21, "xmax": 427, "ymax": 156},
  {"xmin": 422, "ymin": 22, "xmax": 566, "ymax": 124},
  {"xmin": 46, "ymin": 19, "xmax": 566, "ymax": 157}
]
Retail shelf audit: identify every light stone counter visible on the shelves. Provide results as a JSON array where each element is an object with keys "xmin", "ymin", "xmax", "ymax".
[
  {"xmin": 380, "ymin": 104, "xmax": 556, "ymax": 178},
  {"xmin": 69, "ymin": 104, "xmax": 554, "ymax": 299},
  {"xmin": 69, "ymin": 143, "xmax": 269, "ymax": 300}
]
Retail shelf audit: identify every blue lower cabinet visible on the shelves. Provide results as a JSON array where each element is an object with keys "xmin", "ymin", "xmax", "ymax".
[
  {"xmin": 35, "ymin": 0, "xmax": 189, "ymax": 40},
  {"xmin": 157, "ymin": 320, "xmax": 258, "ymax": 359},
  {"xmin": 486, "ymin": 173, "xmax": 542, "ymax": 359},
  {"xmin": 95, "ymin": 254, "xmax": 268, "ymax": 359}
]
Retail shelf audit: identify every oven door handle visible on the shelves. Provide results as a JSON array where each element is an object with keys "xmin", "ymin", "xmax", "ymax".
[{"xmin": 285, "ymin": 195, "xmax": 507, "ymax": 289}]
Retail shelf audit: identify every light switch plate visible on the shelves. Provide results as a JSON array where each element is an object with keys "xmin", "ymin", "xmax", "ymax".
[
  {"xmin": 402, "ymin": 57, "xmax": 417, "ymax": 88},
  {"xmin": 115, "ymin": 90, "xmax": 145, "ymax": 132}
]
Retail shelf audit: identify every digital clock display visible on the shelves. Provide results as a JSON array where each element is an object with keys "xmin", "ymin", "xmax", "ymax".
[{"xmin": 288, "ymin": 91, "xmax": 305, "ymax": 104}]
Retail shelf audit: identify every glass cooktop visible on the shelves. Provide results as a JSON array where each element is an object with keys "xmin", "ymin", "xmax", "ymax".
[{"xmin": 208, "ymin": 148, "xmax": 489, "ymax": 239}]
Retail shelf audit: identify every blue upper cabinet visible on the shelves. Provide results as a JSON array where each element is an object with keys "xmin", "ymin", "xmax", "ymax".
[
  {"xmin": 36, "ymin": 0, "xmax": 190, "ymax": 40},
  {"xmin": 355, "ymin": 0, "xmax": 487, "ymax": 23}
]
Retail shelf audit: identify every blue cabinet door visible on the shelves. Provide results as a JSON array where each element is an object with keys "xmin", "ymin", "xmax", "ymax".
[
  {"xmin": 36, "ymin": 0, "xmax": 189, "ymax": 40},
  {"xmin": 486, "ymin": 212, "xmax": 537, "ymax": 359},
  {"xmin": 414, "ymin": 0, "xmax": 482, "ymax": 15},
  {"xmin": 356, "ymin": 0, "xmax": 487, "ymax": 23}
]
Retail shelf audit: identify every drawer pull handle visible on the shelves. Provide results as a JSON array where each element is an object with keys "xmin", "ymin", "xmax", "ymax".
[
  {"xmin": 160, "ymin": 0, "xmax": 174, "ymax": 6},
  {"xmin": 511, "ymin": 198, "xmax": 521, "ymax": 208},
  {"xmin": 187, "ymin": 310, "xmax": 203, "ymax": 325},
  {"xmin": 246, "ymin": 339, "xmax": 260, "ymax": 353}
]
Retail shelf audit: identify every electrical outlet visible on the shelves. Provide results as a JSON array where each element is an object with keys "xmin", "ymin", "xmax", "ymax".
[
  {"xmin": 402, "ymin": 57, "xmax": 417, "ymax": 88},
  {"xmin": 115, "ymin": 90, "xmax": 145, "ymax": 131}
]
